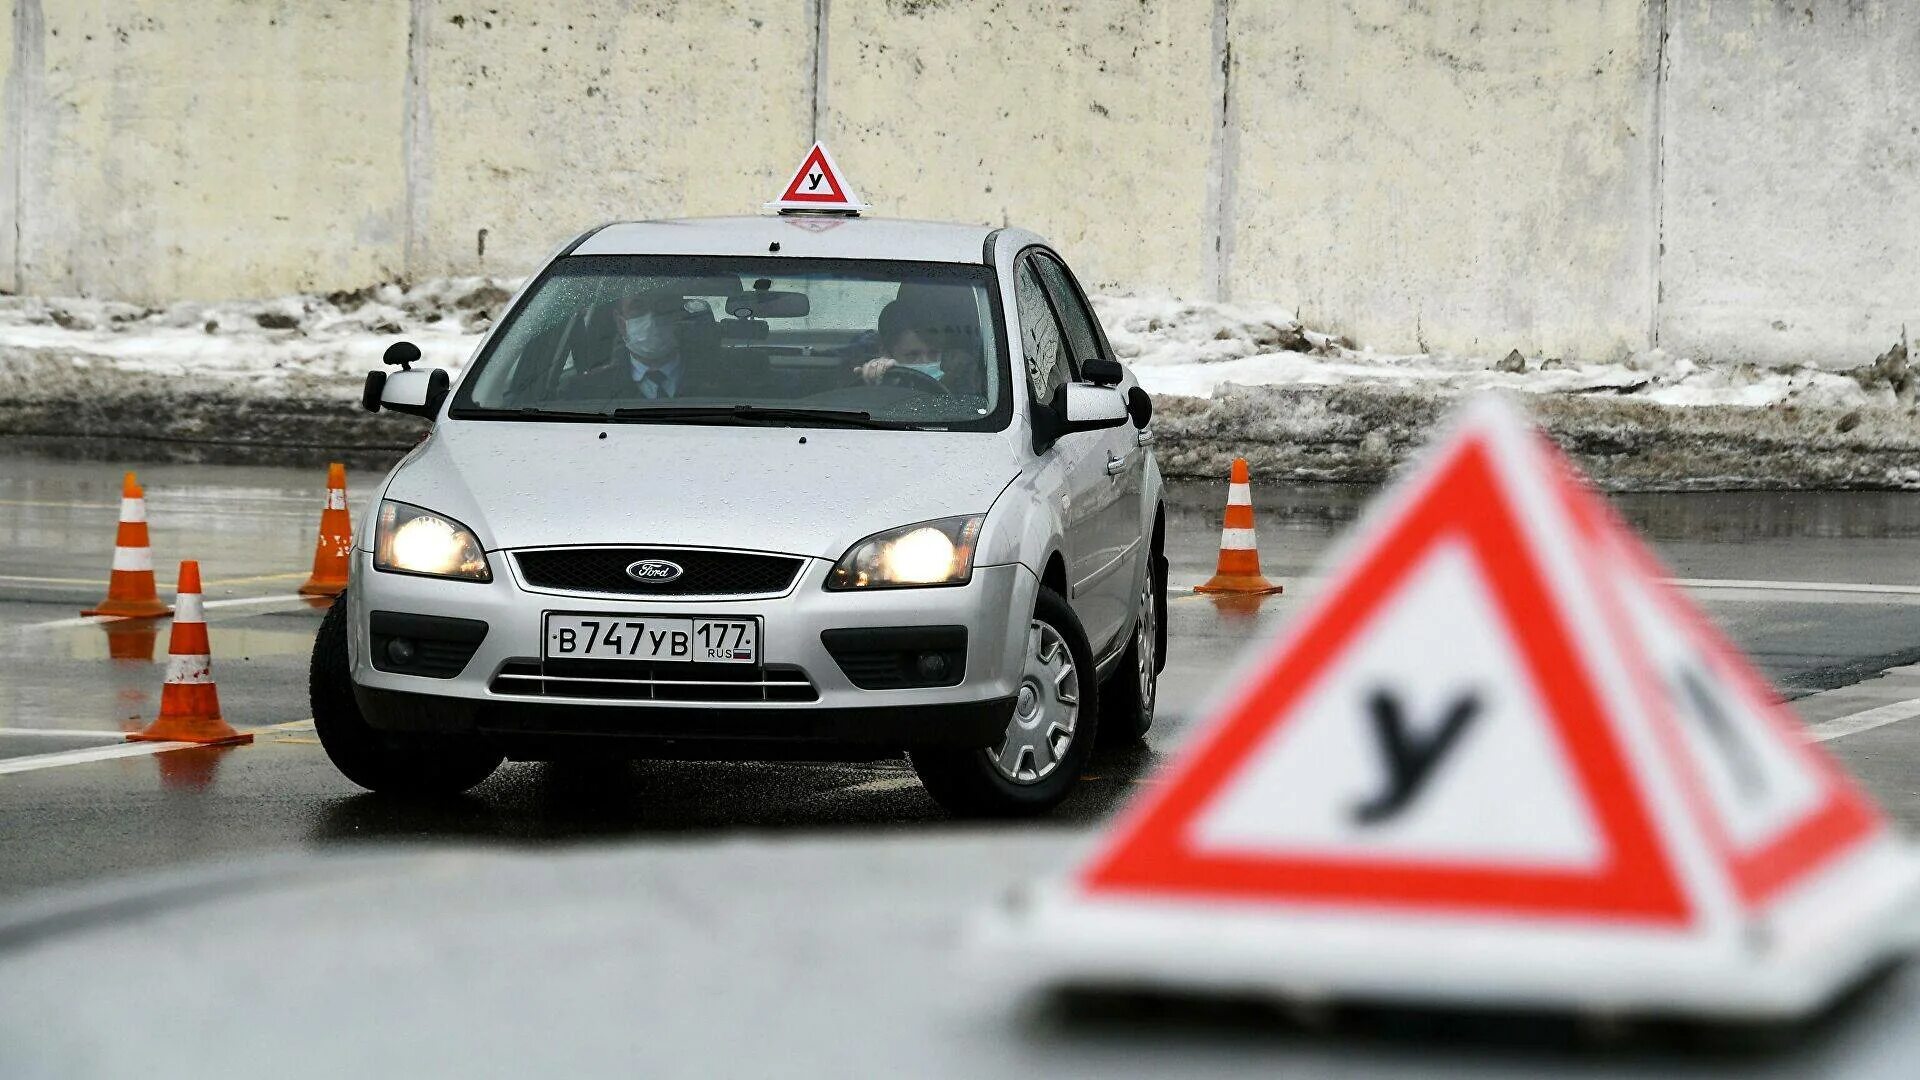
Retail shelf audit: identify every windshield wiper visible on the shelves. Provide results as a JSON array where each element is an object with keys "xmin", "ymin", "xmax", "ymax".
[{"xmin": 609, "ymin": 405, "xmax": 909, "ymax": 429}]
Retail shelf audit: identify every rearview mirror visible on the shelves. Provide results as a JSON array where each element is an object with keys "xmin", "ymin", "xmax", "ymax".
[
  {"xmin": 365, "ymin": 366, "xmax": 449, "ymax": 419},
  {"xmin": 1058, "ymin": 383, "xmax": 1129, "ymax": 435},
  {"xmin": 1081, "ymin": 358, "xmax": 1123, "ymax": 386},
  {"xmin": 725, "ymin": 290, "xmax": 810, "ymax": 319}
]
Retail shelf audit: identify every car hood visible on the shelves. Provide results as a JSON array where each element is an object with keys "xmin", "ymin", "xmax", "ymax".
[{"xmin": 381, "ymin": 420, "xmax": 1022, "ymax": 558}]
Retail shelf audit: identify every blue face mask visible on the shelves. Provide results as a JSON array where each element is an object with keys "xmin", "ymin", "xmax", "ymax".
[
  {"xmin": 622, "ymin": 313, "xmax": 675, "ymax": 360},
  {"xmin": 899, "ymin": 361, "xmax": 944, "ymax": 378}
]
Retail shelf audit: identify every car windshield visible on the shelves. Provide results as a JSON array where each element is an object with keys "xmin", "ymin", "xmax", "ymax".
[{"xmin": 451, "ymin": 255, "xmax": 1009, "ymax": 431}]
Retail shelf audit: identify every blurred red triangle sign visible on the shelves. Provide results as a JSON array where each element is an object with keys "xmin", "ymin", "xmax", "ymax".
[
  {"xmin": 988, "ymin": 398, "xmax": 1920, "ymax": 1020},
  {"xmin": 766, "ymin": 142, "xmax": 868, "ymax": 213}
]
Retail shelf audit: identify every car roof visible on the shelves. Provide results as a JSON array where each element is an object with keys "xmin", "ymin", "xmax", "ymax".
[{"xmin": 573, "ymin": 216, "xmax": 1004, "ymax": 265}]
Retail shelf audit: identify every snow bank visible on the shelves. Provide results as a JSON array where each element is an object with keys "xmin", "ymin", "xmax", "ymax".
[
  {"xmin": 3, "ymin": 281, "xmax": 1915, "ymax": 488},
  {"xmin": 1095, "ymin": 294, "xmax": 1912, "ymax": 414}
]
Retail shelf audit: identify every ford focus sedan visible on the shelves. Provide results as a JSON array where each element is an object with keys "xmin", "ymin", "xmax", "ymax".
[{"xmin": 312, "ymin": 212, "xmax": 1166, "ymax": 816}]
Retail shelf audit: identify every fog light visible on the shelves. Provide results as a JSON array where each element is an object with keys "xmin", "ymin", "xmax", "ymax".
[
  {"xmin": 387, "ymin": 638, "xmax": 417, "ymax": 665},
  {"xmin": 915, "ymin": 652, "xmax": 949, "ymax": 680}
]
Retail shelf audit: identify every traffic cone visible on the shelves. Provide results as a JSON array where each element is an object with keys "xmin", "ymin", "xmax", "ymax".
[
  {"xmin": 298, "ymin": 462, "xmax": 353, "ymax": 597},
  {"xmin": 82, "ymin": 472, "xmax": 172, "ymax": 618},
  {"xmin": 1193, "ymin": 458, "xmax": 1285, "ymax": 596},
  {"xmin": 128, "ymin": 561, "xmax": 252, "ymax": 747}
]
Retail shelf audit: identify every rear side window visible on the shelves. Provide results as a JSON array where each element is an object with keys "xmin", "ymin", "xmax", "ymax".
[
  {"xmin": 1014, "ymin": 258, "xmax": 1070, "ymax": 407},
  {"xmin": 1031, "ymin": 253, "xmax": 1107, "ymax": 369}
]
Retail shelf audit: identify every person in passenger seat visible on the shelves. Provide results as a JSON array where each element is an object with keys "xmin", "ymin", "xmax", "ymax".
[{"xmin": 565, "ymin": 287, "xmax": 726, "ymax": 402}]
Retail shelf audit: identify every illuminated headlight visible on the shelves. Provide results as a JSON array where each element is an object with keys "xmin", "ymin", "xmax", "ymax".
[
  {"xmin": 374, "ymin": 500, "xmax": 491, "ymax": 582},
  {"xmin": 827, "ymin": 516, "xmax": 984, "ymax": 590}
]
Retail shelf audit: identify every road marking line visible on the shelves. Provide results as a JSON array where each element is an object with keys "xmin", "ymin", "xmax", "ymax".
[
  {"xmin": 0, "ymin": 718, "xmax": 313, "ymax": 776},
  {"xmin": 0, "ymin": 740, "xmax": 196, "ymax": 775},
  {"xmin": 0, "ymin": 728, "xmax": 130, "ymax": 740},
  {"xmin": 838, "ymin": 776, "xmax": 922, "ymax": 794},
  {"xmin": 1805, "ymin": 698, "xmax": 1920, "ymax": 743},
  {"xmin": 1673, "ymin": 578, "xmax": 1920, "ymax": 596},
  {"xmin": 16, "ymin": 595, "xmax": 314, "ymax": 632},
  {"xmin": 1170, "ymin": 577, "xmax": 1920, "ymax": 601}
]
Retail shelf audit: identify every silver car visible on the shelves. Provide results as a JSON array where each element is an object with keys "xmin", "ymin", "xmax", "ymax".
[{"xmin": 310, "ymin": 215, "xmax": 1166, "ymax": 816}]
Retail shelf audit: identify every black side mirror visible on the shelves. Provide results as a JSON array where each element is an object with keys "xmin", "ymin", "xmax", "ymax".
[
  {"xmin": 361, "ymin": 370, "xmax": 388, "ymax": 413},
  {"xmin": 367, "ymin": 366, "xmax": 449, "ymax": 419},
  {"xmin": 383, "ymin": 340, "xmax": 422, "ymax": 371},
  {"xmin": 1127, "ymin": 386, "xmax": 1153, "ymax": 428},
  {"xmin": 1081, "ymin": 357, "xmax": 1123, "ymax": 386}
]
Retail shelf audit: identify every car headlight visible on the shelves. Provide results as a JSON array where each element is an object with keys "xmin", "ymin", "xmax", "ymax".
[
  {"xmin": 827, "ymin": 515, "xmax": 984, "ymax": 590},
  {"xmin": 374, "ymin": 500, "xmax": 491, "ymax": 582}
]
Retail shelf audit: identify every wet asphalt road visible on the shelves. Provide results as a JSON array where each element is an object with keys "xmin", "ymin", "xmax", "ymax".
[{"xmin": 4, "ymin": 454, "xmax": 1920, "ymax": 900}]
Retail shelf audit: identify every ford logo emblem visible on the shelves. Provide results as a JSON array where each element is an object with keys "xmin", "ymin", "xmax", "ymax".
[{"xmin": 625, "ymin": 559, "xmax": 684, "ymax": 585}]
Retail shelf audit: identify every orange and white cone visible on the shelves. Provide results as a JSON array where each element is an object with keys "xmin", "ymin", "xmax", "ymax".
[
  {"xmin": 128, "ymin": 561, "xmax": 252, "ymax": 746},
  {"xmin": 1193, "ymin": 457, "xmax": 1285, "ymax": 596},
  {"xmin": 298, "ymin": 462, "xmax": 353, "ymax": 597},
  {"xmin": 82, "ymin": 472, "xmax": 172, "ymax": 619}
]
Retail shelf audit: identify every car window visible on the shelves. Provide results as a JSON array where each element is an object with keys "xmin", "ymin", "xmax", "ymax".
[
  {"xmin": 451, "ymin": 255, "xmax": 1009, "ymax": 432},
  {"xmin": 1031, "ymin": 253, "xmax": 1108, "ymax": 368},
  {"xmin": 1014, "ymin": 257, "xmax": 1071, "ymax": 408}
]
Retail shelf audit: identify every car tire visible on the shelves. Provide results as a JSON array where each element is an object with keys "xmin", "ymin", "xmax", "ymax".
[
  {"xmin": 311, "ymin": 592, "xmax": 504, "ymax": 797},
  {"xmin": 910, "ymin": 585, "xmax": 1098, "ymax": 818},
  {"xmin": 1098, "ymin": 558, "xmax": 1162, "ymax": 748}
]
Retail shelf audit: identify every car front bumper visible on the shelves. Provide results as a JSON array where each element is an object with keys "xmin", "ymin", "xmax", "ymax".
[{"xmin": 347, "ymin": 550, "xmax": 1037, "ymax": 756}]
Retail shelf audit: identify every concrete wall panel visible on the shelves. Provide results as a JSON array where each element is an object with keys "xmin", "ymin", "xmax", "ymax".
[
  {"xmin": 1228, "ymin": 0, "xmax": 1660, "ymax": 361},
  {"xmin": 1659, "ymin": 0, "xmax": 1920, "ymax": 369},
  {"xmin": 22, "ymin": 1, "xmax": 409, "ymax": 301},
  {"xmin": 415, "ymin": 1, "xmax": 813, "ymax": 279},
  {"xmin": 825, "ymin": 0, "xmax": 1215, "ymax": 295},
  {"xmin": 1, "ymin": 0, "xmax": 16, "ymax": 294}
]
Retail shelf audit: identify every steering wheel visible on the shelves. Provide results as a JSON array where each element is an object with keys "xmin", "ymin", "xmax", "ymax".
[{"xmin": 880, "ymin": 365, "xmax": 949, "ymax": 396}]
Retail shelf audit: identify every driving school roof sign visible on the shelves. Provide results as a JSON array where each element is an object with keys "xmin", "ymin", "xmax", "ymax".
[
  {"xmin": 766, "ymin": 142, "xmax": 869, "ymax": 215},
  {"xmin": 980, "ymin": 397, "xmax": 1920, "ymax": 1021}
]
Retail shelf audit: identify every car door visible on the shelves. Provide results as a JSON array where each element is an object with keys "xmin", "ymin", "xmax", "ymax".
[
  {"xmin": 1013, "ymin": 252, "xmax": 1126, "ymax": 651},
  {"xmin": 1030, "ymin": 251, "xmax": 1141, "ymax": 651}
]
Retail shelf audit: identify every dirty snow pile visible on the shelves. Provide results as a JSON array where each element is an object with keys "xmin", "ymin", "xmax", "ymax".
[
  {"xmin": 1094, "ymin": 294, "xmax": 1914, "ymax": 413},
  {"xmin": 0, "ymin": 279, "xmax": 513, "ymax": 391},
  {"xmin": 4, "ymin": 279, "xmax": 1918, "ymax": 487},
  {"xmin": 0, "ymin": 280, "xmax": 1910, "ymax": 414}
]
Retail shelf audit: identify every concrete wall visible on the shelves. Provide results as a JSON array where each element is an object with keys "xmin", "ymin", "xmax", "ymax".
[
  {"xmin": 1659, "ymin": 0, "xmax": 1920, "ymax": 368},
  {"xmin": 826, "ymin": 0, "xmax": 1216, "ymax": 297},
  {"xmin": 1229, "ymin": 0, "xmax": 1661, "ymax": 363},
  {"xmin": 3, "ymin": 0, "xmax": 1914, "ymax": 369},
  {"xmin": 414, "ymin": 0, "xmax": 812, "ymax": 279},
  {"xmin": 17, "ymin": 1, "xmax": 410, "ymax": 299}
]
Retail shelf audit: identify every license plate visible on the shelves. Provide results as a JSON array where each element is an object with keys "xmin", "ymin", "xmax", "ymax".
[{"xmin": 542, "ymin": 614, "xmax": 758, "ymax": 664}]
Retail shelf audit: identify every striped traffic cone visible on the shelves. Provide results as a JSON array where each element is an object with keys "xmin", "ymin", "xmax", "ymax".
[
  {"xmin": 1193, "ymin": 458, "xmax": 1285, "ymax": 596},
  {"xmin": 298, "ymin": 462, "xmax": 353, "ymax": 597},
  {"xmin": 128, "ymin": 561, "xmax": 252, "ymax": 746},
  {"xmin": 82, "ymin": 472, "xmax": 172, "ymax": 619}
]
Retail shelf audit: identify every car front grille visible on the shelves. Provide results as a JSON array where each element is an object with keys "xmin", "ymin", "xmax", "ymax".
[
  {"xmin": 512, "ymin": 547, "xmax": 805, "ymax": 598},
  {"xmin": 489, "ymin": 658, "xmax": 818, "ymax": 703}
]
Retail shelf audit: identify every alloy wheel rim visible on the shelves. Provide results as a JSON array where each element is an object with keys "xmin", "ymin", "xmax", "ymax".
[
  {"xmin": 1136, "ymin": 576, "xmax": 1157, "ymax": 717},
  {"xmin": 988, "ymin": 619, "xmax": 1079, "ymax": 784}
]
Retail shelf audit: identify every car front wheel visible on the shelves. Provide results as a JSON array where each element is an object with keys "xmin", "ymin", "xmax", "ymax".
[
  {"xmin": 311, "ymin": 593, "xmax": 503, "ymax": 797},
  {"xmin": 910, "ymin": 585, "xmax": 1098, "ymax": 817}
]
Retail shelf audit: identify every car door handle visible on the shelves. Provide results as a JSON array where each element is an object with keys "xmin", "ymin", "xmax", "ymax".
[
  {"xmin": 1106, "ymin": 452, "xmax": 1130, "ymax": 476},
  {"xmin": 1135, "ymin": 429, "xmax": 1155, "ymax": 447}
]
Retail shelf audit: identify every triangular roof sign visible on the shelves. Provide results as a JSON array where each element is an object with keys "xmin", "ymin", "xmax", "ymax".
[
  {"xmin": 981, "ymin": 397, "xmax": 1920, "ymax": 1020},
  {"xmin": 766, "ymin": 142, "xmax": 868, "ymax": 214}
]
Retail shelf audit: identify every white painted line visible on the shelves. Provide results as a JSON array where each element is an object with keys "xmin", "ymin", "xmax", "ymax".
[
  {"xmin": 837, "ymin": 776, "xmax": 923, "ymax": 794},
  {"xmin": 0, "ymin": 718, "xmax": 312, "ymax": 776},
  {"xmin": 0, "ymin": 729, "xmax": 130, "ymax": 740},
  {"xmin": 1805, "ymin": 698, "xmax": 1920, "ymax": 744},
  {"xmin": 0, "ymin": 740, "xmax": 196, "ymax": 776},
  {"xmin": 16, "ymin": 594, "xmax": 313, "ymax": 632},
  {"xmin": 1672, "ymin": 578, "xmax": 1920, "ymax": 596}
]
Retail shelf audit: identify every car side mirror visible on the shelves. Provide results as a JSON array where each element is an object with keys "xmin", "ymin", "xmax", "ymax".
[
  {"xmin": 1057, "ymin": 383, "xmax": 1129, "ymax": 435},
  {"xmin": 1081, "ymin": 357, "xmax": 1123, "ymax": 387},
  {"xmin": 1127, "ymin": 386, "xmax": 1153, "ymax": 428},
  {"xmin": 365, "ymin": 366, "xmax": 449, "ymax": 419}
]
